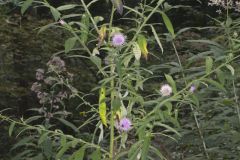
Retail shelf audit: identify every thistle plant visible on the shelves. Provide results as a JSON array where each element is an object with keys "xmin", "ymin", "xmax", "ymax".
[{"xmin": 0, "ymin": 0, "xmax": 240, "ymax": 159}]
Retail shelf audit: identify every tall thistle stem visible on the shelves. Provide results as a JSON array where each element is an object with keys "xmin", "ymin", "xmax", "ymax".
[{"xmin": 109, "ymin": 5, "xmax": 116, "ymax": 160}]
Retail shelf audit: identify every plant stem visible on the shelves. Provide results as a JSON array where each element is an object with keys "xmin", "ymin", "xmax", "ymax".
[
  {"xmin": 226, "ymin": 0, "xmax": 229, "ymax": 19},
  {"xmin": 80, "ymin": 0, "xmax": 99, "ymax": 33},
  {"xmin": 109, "ymin": 60, "xmax": 115, "ymax": 160},
  {"xmin": 108, "ymin": 5, "xmax": 115, "ymax": 43},
  {"xmin": 123, "ymin": 0, "xmax": 164, "ymax": 55},
  {"xmin": 109, "ymin": 5, "xmax": 116, "ymax": 159},
  {"xmin": 172, "ymin": 41, "xmax": 187, "ymax": 86},
  {"xmin": 191, "ymin": 105, "xmax": 210, "ymax": 159}
]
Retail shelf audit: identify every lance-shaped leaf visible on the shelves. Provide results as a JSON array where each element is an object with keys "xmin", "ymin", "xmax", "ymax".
[
  {"xmin": 21, "ymin": 0, "xmax": 33, "ymax": 14},
  {"xmin": 99, "ymin": 87, "xmax": 107, "ymax": 126},
  {"xmin": 132, "ymin": 42, "xmax": 141, "ymax": 61},
  {"xmin": 65, "ymin": 37, "xmax": 77, "ymax": 53},
  {"xmin": 205, "ymin": 56, "xmax": 213, "ymax": 74},
  {"xmin": 80, "ymin": 14, "xmax": 90, "ymax": 43},
  {"xmin": 137, "ymin": 35, "xmax": 148, "ymax": 60},
  {"xmin": 111, "ymin": 0, "xmax": 123, "ymax": 15},
  {"xmin": 98, "ymin": 24, "xmax": 107, "ymax": 48},
  {"xmin": 161, "ymin": 11, "xmax": 175, "ymax": 38}
]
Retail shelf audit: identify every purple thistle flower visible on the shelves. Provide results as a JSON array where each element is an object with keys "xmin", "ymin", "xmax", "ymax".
[
  {"xmin": 116, "ymin": 117, "xmax": 132, "ymax": 132},
  {"xmin": 160, "ymin": 84, "xmax": 172, "ymax": 97},
  {"xmin": 189, "ymin": 85, "xmax": 196, "ymax": 93},
  {"xmin": 59, "ymin": 20, "xmax": 66, "ymax": 25},
  {"xmin": 112, "ymin": 33, "xmax": 125, "ymax": 47}
]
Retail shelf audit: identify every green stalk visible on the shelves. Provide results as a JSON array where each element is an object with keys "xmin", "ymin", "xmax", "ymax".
[
  {"xmin": 108, "ymin": 5, "xmax": 115, "ymax": 43},
  {"xmin": 226, "ymin": 0, "xmax": 229, "ymax": 20},
  {"xmin": 80, "ymin": 0, "xmax": 99, "ymax": 33},
  {"xmin": 109, "ymin": 5, "xmax": 116, "ymax": 160},
  {"xmin": 109, "ymin": 57, "xmax": 116, "ymax": 159},
  {"xmin": 172, "ymin": 42, "xmax": 187, "ymax": 86},
  {"xmin": 123, "ymin": 0, "xmax": 164, "ymax": 54}
]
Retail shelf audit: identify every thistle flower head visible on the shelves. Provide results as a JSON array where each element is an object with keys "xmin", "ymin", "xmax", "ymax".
[
  {"xmin": 59, "ymin": 20, "xmax": 66, "ymax": 25},
  {"xmin": 189, "ymin": 85, "xmax": 196, "ymax": 93},
  {"xmin": 116, "ymin": 117, "xmax": 132, "ymax": 132},
  {"xmin": 112, "ymin": 33, "xmax": 125, "ymax": 47},
  {"xmin": 160, "ymin": 84, "xmax": 172, "ymax": 96}
]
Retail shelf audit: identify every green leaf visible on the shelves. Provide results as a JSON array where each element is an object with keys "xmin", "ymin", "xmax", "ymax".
[
  {"xmin": 116, "ymin": 60, "xmax": 123, "ymax": 80},
  {"xmin": 164, "ymin": 102, "xmax": 172, "ymax": 115},
  {"xmin": 132, "ymin": 42, "xmax": 141, "ymax": 61},
  {"xmin": 90, "ymin": 148, "xmax": 101, "ymax": 160},
  {"xmin": 150, "ymin": 25, "xmax": 163, "ymax": 54},
  {"xmin": 12, "ymin": 150, "xmax": 33, "ymax": 160},
  {"xmin": 137, "ymin": 34, "xmax": 148, "ymax": 60},
  {"xmin": 226, "ymin": 64, "xmax": 235, "ymax": 75},
  {"xmin": 111, "ymin": 0, "xmax": 123, "ymax": 15},
  {"xmin": 149, "ymin": 146, "xmax": 166, "ymax": 159},
  {"xmin": 112, "ymin": 97, "xmax": 121, "ymax": 112},
  {"xmin": 226, "ymin": 16, "xmax": 232, "ymax": 27},
  {"xmin": 98, "ymin": 24, "xmax": 107, "ymax": 47},
  {"xmin": 128, "ymin": 141, "xmax": 142, "ymax": 160},
  {"xmin": 123, "ymin": 54, "xmax": 134, "ymax": 67},
  {"xmin": 38, "ymin": 132, "xmax": 49, "ymax": 145},
  {"xmin": 11, "ymin": 137, "xmax": 34, "ymax": 151},
  {"xmin": 50, "ymin": 7, "xmax": 61, "ymax": 21},
  {"xmin": 90, "ymin": 55, "xmax": 102, "ymax": 69},
  {"xmin": 153, "ymin": 122, "xmax": 180, "ymax": 136},
  {"xmin": 216, "ymin": 69, "xmax": 225, "ymax": 85},
  {"xmin": 9, "ymin": 121, "xmax": 15, "ymax": 136},
  {"xmin": 190, "ymin": 94, "xmax": 199, "ymax": 107},
  {"xmin": 42, "ymin": 137, "xmax": 53, "ymax": 159},
  {"xmin": 141, "ymin": 132, "xmax": 151, "ymax": 160},
  {"xmin": 68, "ymin": 145, "xmax": 86, "ymax": 160},
  {"xmin": 202, "ymin": 78, "xmax": 226, "ymax": 92},
  {"xmin": 56, "ymin": 142, "xmax": 72, "ymax": 159},
  {"xmin": 25, "ymin": 115, "xmax": 43, "ymax": 124},
  {"xmin": 187, "ymin": 40, "xmax": 223, "ymax": 48},
  {"xmin": 60, "ymin": 135, "xmax": 67, "ymax": 146},
  {"xmin": 161, "ymin": 12, "xmax": 175, "ymax": 37},
  {"xmin": 57, "ymin": 4, "xmax": 77, "ymax": 11},
  {"xmin": 30, "ymin": 154, "xmax": 45, "ymax": 160},
  {"xmin": 80, "ymin": 14, "xmax": 90, "ymax": 43},
  {"xmin": 21, "ymin": 0, "xmax": 33, "ymax": 14},
  {"xmin": 205, "ymin": 56, "xmax": 213, "ymax": 74},
  {"xmin": 38, "ymin": 23, "xmax": 56, "ymax": 35},
  {"xmin": 65, "ymin": 37, "xmax": 77, "ymax": 53},
  {"xmin": 165, "ymin": 74, "xmax": 177, "ymax": 94},
  {"xmin": 99, "ymin": 87, "xmax": 107, "ymax": 126},
  {"xmin": 57, "ymin": 118, "xmax": 78, "ymax": 132}
]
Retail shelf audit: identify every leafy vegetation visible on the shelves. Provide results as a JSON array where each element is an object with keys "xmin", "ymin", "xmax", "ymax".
[{"xmin": 0, "ymin": 0, "xmax": 240, "ymax": 159}]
